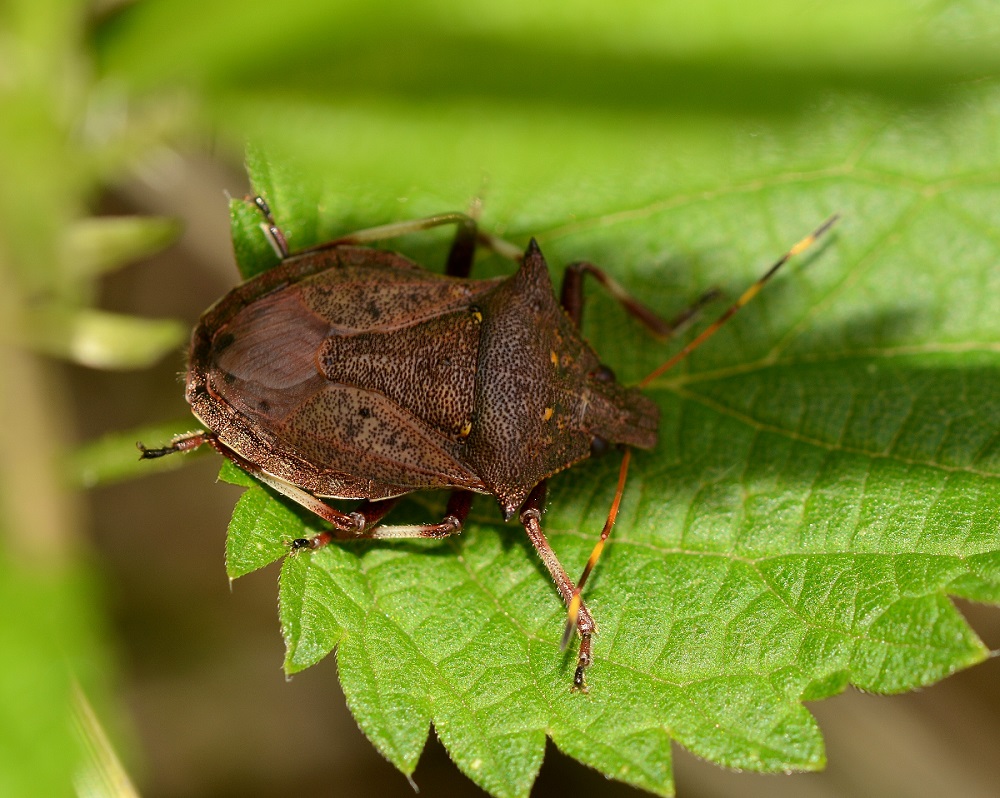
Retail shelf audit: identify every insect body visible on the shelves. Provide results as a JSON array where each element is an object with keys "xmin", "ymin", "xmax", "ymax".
[
  {"xmin": 142, "ymin": 200, "xmax": 836, "ymax": 689},
  {"xmin": 190, "ymin": 241, "xmax": 656, "ymax": 518}
]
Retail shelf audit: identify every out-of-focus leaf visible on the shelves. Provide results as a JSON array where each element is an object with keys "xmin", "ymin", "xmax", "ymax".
[
  {"xmin": 72, "ymin": 684, "xmax": 140, "ymax": 798},
  {"xmin": 0, "ymin": 552, "xmax": 104, "ymax": 797},
  {"xmin": 62, "ymin": 216, "xmax": 181, "ymax": 280},
  {"xmin": 21, "ymin": 308, "xmax": 186, "ymax": 370}
]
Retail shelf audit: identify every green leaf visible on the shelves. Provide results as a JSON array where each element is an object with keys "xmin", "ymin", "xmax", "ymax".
[
  {"xmin": 220, "ymin": 460, "xmax": 307, "ymax": 578},
  {"xmin": 0, "ymin": 551, "xmax": 106, "ymax": 797},
  {"xmin": 122, "ymin": 5, "xmax": 1000, "ymax": 795},
  {"xmin": 220, "ymin": 76, "xmax": 1000, "ymax": 794},
  {"xmin": 97, "ymin": 0, "xmax": 1000, "ymax": 101}
]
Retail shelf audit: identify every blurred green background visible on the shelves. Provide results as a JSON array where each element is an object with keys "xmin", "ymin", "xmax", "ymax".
[{"xmin": 2, "ymin": 0, "xmax": 1000, "ymax": 796}]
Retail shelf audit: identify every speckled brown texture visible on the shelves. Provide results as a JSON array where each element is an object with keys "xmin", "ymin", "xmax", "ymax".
[
  {"xmin": 185, "ymin": 242, "xmax": 658, "ymax": 512},
  {"xmin": 468, "ymin": 241, "xmax": 657, "ymax": 517}
]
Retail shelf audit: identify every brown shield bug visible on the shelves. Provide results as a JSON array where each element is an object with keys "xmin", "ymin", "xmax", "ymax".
[{"xmin": 140, "ymin": 198, "xmax": 837, "ymax": 689}]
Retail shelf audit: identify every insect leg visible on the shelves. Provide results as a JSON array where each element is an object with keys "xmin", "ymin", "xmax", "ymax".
[
  {"xmin": 360, "ymin": 490, "xmax": 474, "ymax": 540},
  {"xmin": 561, "ymin": 449, "xmax": 631, "ymax": 654},
  {"xmin": 292, "ymin": 490, "xmax": 475, "ymax": 548},
  {"xmin": 139, "ymin": 430, "xmax": 374, "ymax": 535},
  {"xmin": 137, "ymin": 430, "xmax": 217, "ymax": 459},
  {"xmin": 519, "ymin": 481, "xmax": 596, "ymax": 690},
  {"xmin": 293, "ymin": 213, "xmax": 524, "ymax": 265},
  {"xmin": 204, "ymin": 445, "xmax": 369, "ymax": 535},
  {"xmin": 561, "ymin": 261, "xmax": 719, "ymax": 339},
  {"xmin": 444, "ymin": 215, "xmax": 478, "ymax": 277},
  {"xmin": 248, "ymin": 195, "xmax": 525, "ymax": 265}
]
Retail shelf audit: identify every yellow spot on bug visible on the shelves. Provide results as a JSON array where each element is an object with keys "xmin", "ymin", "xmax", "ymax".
[
  {"xmin": 459, "ymin": 420, "xmax": 472, "ymax": 437},
  {"xmin": 550, "ymin": 350, "xmax": 558, "ymax": 366},
  {"xmin": 471, "ymin": 758, "xmax": 482, "ymax": 770},
  {"xmin": 543, "ymin": 407, "xmax": 554, "ymax": 421},
  {"xmin": 471, "ymin": 308, "xmax": 483, "ymax": 323}
]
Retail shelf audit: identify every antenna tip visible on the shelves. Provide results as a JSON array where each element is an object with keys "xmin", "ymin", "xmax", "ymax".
[
  {"xmin": 816, "ymin": 213, "xmax": 841, "ymax": 237},
  {"xmin": 788, "ymin": 214, "xmax": 840, "ymax": 257}
]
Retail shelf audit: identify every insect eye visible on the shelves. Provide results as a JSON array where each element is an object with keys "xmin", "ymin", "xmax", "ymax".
[
  {"xmin": 590, "ymin": 435, "xmax": 610, "ymax": 457},
  {"xmin": 593, "ymin": 365, "xmax": 616, "ymax": 383}
]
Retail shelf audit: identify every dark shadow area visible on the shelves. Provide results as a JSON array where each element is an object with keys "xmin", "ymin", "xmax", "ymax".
[
  {"xmin": 262, "ymin": 35, "xmax": 981, "ymax": 117},
  {"xmin": 93, "ymin": 11, "xmax": 994, "ymax": 119}
]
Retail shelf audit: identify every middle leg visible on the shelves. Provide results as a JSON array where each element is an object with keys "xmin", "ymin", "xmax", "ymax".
[
  {"xmin": 249, "ymin": 196, "xmax": 523, "ymax": 272},
  {"xmin": 519, "ymin": 481, "xmax": 595, "ymax": 690},
  {"xmin": 293, "ymin": 490, "xmax": 476, "ymax": 549},
  {"xmin": 561, "ymin": 260, "xmax": 720, "ymax": 338},
  {"xmin": 298, "ymin": 213, "xmax": 524, "ymax": 272}
]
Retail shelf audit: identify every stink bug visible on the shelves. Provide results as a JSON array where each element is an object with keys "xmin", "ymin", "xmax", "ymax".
[{"xmin": 141, "ymin": 199, "xmax": 837, "ymax": 689}]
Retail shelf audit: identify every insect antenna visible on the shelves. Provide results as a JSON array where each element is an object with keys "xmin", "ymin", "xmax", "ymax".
[
  {"xmin": 561, "ymin": 448, "xmax": 631, "ymax": 651},
  {"xmin": 562, "ymin": 215, "xmax": 839, "ymax": 654},
  {"xmin": 638, "ymin": 214, "xmax": 839, "ymax": 389}
]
